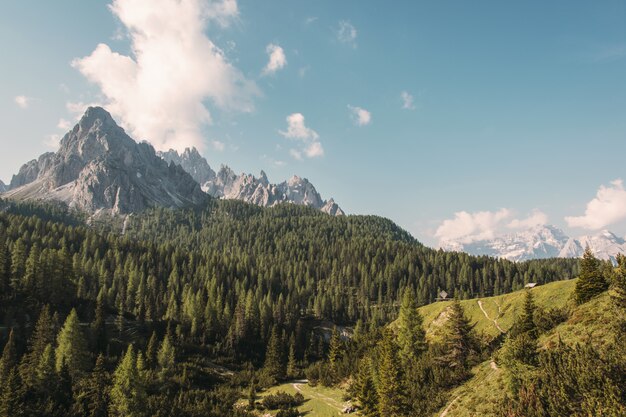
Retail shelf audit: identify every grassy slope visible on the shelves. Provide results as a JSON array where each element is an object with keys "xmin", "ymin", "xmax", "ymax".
[
  {"xmin": 253, "ymin": 382, "xmax": 347, "ymax": 417},
  {"xmin": 427, "ymin": 280, "xmax": 615, "ymax": 417},
  {"xmin": 420, "ymin": 279, "xmax": 577, "ymax": 341}
]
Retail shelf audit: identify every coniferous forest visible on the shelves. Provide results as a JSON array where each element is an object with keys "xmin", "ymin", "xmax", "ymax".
[{"xmin": 2, "ymin": 198, "xmax": 626, "ymax": 416}]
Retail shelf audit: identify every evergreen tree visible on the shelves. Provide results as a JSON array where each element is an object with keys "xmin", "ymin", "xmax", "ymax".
[
  {"xmin": 516, "ymin": 289, "xmax": 538, "ymax": 339},
  {"xmin": 109, "ymin": 345, "xmax": 146, "ymax": 417},
  {"xmin": 328, "ymin": 327, "xmax": 344, "ymax": 381},
  {"xmin": 20, "ymin": 305, "xmax": 56, "ymax": 387},
  {"xmin": 441, "ymin": 300, "xmax": 475, "ymax": 380},
  {"xmin": 611, "ymin": 254, "xmax": 626, "ymax": 340},
  {"xmin": 376, "ymin": 329, "xmax": 406, "ymax": 417},
  {"xmin": 146, "ymin": 331, "xmax": 158, "ymax": 368},
  {"xmin": 76, "ymin": 354, "xmax": 110, "ymax": 417},
  {"xmin": 354, "ymin": 358, "xmax": 379, "ymax": 417},
  {"xmin": 0, "ymin": 329, "xmax": 17, "ymax": 383},
  {"xmin": 263, "ymin": 325, "xmax": 285, "ymax": 384},
  {"xmin": 575, "ymin": 247, "xmax": 608, "ymax": 304},
  {"xmin": 92, "ymin": 295, "xmax": 107, "ymax": 353},
  {"xmin": 397, "ymin": 289, "xmax": 427, "ymax": 363},
  {"xmin": 55, "ymin": 308, "xmax": 90, "ymax": 379},
  {"xmin": 157, "ymin": 332, "xmax": 176, "ymax": 378},
  {"xmin": 0, "ymin": 368, "xmax": 26, "ymax": 417},
  {"xmin": 286, "ymin": 336, "xmax": 298, "ymax": 379}
]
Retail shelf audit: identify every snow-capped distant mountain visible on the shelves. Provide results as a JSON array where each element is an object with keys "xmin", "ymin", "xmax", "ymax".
[
  {"xmin": 441, "ymin": 225, "xmax": 626, "ymax": 262},
  {"xmin": 158, "ymin": 148, "xmax": 344, "ymax": 216}
]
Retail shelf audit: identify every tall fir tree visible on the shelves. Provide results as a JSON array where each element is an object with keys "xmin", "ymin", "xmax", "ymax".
[
  {"xmin": 20, "ymin": 305, "xmax": 56, "ymax": 387},
  {"xmin": 328, "ymin": 327, "xmax": 344, "ymax": 381},
  {"xmin": 0, "ymin": 368, "xmax": 26, "ymax": 417},
  {"xmin": 0, "ymin": 329, "xmax": 17, "ymax": 383},
  {"xmin": 376, "ymin": 329, "xmax": 407, "ymax": 417},
  {"xmin": 263, "ymin": 325, "xmax": 285, "ymax": 384},
  {"xmin": 516, "ymin": 289, "xmax": 538, "ymax": 339},
  {"xmin": 354, "ymin": 358, "xmax": 379, "ymax": 417},
  {"xmin": 157, "ymin": 332, "xmax": 176, "ymax": 379},
  {"xmin": 441, "ymin": 300, "xmax": 475, "ymax": 379},
  {"xmin": 397, "ymin": 289, "xmax": 427, "ymax": 363},
  {"xmin": 55, "ymin": 308, "xmax": 90, "ymax": 379},
  {"xmin": 109, "ymin": 345, "xmax": 146, "ymax": 417},
  {"xmin": 575, "ymin": 247, "xmax": 608, "ymax": 304}
]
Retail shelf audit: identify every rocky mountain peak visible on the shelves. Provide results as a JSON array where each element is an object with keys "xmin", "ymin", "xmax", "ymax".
[{"xmin": 5, "ymin": 107, "xmax": 208, "ymax": 215}]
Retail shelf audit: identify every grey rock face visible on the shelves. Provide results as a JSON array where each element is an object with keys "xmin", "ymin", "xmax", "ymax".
[
  {"xmin": 4, "ymin": 107, "xmax": 208, "ymax": 214},
  {"xmin": 0, "ymin": 180, "xmax": 6, "ymax": 193},
  {"xmin": 159, "ymin": 148, "xmax": 344, "ymax": 215}
]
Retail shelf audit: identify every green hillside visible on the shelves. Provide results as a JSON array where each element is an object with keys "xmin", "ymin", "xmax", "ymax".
[
  {"xmin": 428, "ymin": 281, "xmax": 616, "ymax": 417},
  {"xmin": 419, "ymin": 279, "xmax": 577, "ymax": 341}
]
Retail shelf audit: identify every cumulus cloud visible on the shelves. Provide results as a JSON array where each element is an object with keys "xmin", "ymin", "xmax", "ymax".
[
  {"xmin": 262, "ymin": 43, "xmax": 287, "ymax": 75},
  {"xmin": 211, "ymin": 140, "xmax": 225, "ymax": 151},
  {"xmin": 435, "ymin": 208, "xmax": 549, "ymax": 245},
  {"xmin": 348, "ymin": 105, "xmax": 371, "ymax": 126},
  {"xmin": 71, "ymin": 0, "xmax": 259, "ymax": 152},
  {"xmin": 43, "ymin": 134, "xmax": 62, "ymax": 149},
  {"xmin": 401, "ymin": 91, "xmax": 415, "ymax": 110},
  {"xmin": 280, "ymin": 113, "xmax": 324, "ymax": 159},
  {"xmin": 14, "ymin": 95, "xmax": 33, "ymax": 109},
  {"xmin": 507, "ymin": 209, "xmax": 548, "ymax": 229},
  {"xmin": 565, "ymin": 179, "xmax": 626, "ymax": 230},
  {"xmin": 57, "ymin": 118, "xmax": 72, "ymax": 130},
  {"xmin": 337, "ymin": 20, "xmax": 357, "ymax": 47}
]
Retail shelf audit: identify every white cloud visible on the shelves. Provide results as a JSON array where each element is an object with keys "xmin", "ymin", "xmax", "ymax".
[
  {"xmin": 565, "ymin": 179, "xmax": 626, "ymax": 230},
  {"xmin": 435, "ymin": 208, "xmax": 548, "ymax": 245},
  {"xmin": 337, "ymin": 20, "xmax": 357, "ymax": 47},
  {"xmin": 14, "ymin": 95, "xmax": 32, "ymax": 109},
  {"xmin": 280, "ymin": 113, "xmax": 319, "ymax": 140},
  {"xmin": 211, "ymin": 140, "xmax": 225, "ymax": 151},
  {"xmin": 507, "ymin": 209, "xmax": 548, "ymax": 229},
  {"xmin": 262, "ymin": 43, "xmax": 287, "ymax": 75},
  {"xmin": 280, "ymin": 113, "xmax": 324, "ymax": 159},
  {"xmin": 43, "ymin": 134, "xmax": 62, "ymax": 149},
  {"xmin": 71, "ymin": 0, "xmax": 259, "ymax": 152},
  {"xmin": 57, "ymin": 118, "xmax": 72, "ymax": 130},
  {"xmin": 348, "ymin": 105, "xmax": 371, "ymax": 126},
  {"xmin": 401, "ymin": 91, "xmax": 415, "ymax": 110}
]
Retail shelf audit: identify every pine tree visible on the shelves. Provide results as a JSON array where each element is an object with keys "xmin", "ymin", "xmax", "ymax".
[
  {"xmin": 146, "ymin": 331, "xmax": 158, "ymax": 368},
  {"xmin": 575, "ymin": 247, "xmax": 608, "ymax": 304},
  {"xmin": 286, "ymin": 336, "xmax": 298, "ymax": 379},
  {"xmin": 92, "ymin": 295, "xmax": 107, "ymax": 353},
  {"xmin": 157, "ymin": 332, "xmax": 176, "ymax": 378},
  {"xmin": 441, "ymin": 300, "xmax": 475, "ymax": 379},
  {"xmin": 376, "ymin": 329, "xmax": 406, "ymax": 417},
  {"xmin": 516, "ymin": 289, "xmax": 538, "ymax": 339},
  {"xmin": 0, "ymin": 329, "xmax": 17, "ymax": 383},
  {"xmin": 0, "ymin": 368, "xmax": 26, "ymax": 417},
  {"xmin": 109, "ymin": 345, "xmax": 146, "ymax": 417},
  {"xmin": 354, "ymin": 358, "xmax": 379, "ymax": 417},
  {"xmin": 76, "ymin": 354, "xmax": 109, "ymax": 417},
  {"xmin": 56, "ymin": 308, "xmax": 90, "ymax": 379},
  {"xmin": 397, "ymin": 289, "xmax": 427, "ymax": 363},
  {"xmin": 20, "ymin": 305, "xmax": 56, "ymax": 387},
  {"xmin": 611, "ymin": 254, "xmax": 626, "ymax": 340},
  {"xmin": 328, "ymin": 327, "xmax": 344, "ymax": 381},
  {"xmin": 263, "ymin": 325, "xmax": 285, "ymax": 384}
]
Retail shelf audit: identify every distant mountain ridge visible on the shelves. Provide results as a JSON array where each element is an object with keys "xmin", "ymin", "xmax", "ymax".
[
  {"xmin": 441, "ymin": 225, "xmax": 626, "ymax": 262},
  {"xmin": 3, "ymin": 107, "xmax": 208, "ymax": 214},
  {"xmin": 158, "ymin": 148, "xmax": 344, "ymax": 216}
]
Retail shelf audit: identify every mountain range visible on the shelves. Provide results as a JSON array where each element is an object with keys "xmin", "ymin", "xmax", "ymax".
[
  {"xmin": 158, "ymin": 148, "xmax": 344, "ymax": 215},
  {"xmin": 1, "ymin": 107, "xmax": 343, "ymax": 216},
  {"xmin": 441, "ymin": 225, "xmax": 626, "ymax": 262}
]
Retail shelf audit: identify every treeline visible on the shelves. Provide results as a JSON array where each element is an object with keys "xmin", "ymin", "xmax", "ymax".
[{"xmin": 0, "ymin": 200, "xmax": 580, "ymax": 416}]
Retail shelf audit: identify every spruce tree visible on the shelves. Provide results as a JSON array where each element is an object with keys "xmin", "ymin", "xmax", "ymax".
[
  {"xmin": 376, "ymin": 329, "xmax": 406, "ymax": 417},
  {"xmin": 575, "ymin": 247, "xmax": 608, "ymax": 304},
  {"xmin": 441, "ymin": 300, "xmax": 475, "ymax": 378},
  {"xmin": 157, "ymin": 332, "xmax": 176, "ymax": 379},
  {"xmin": 76, "ymin": 354, "xmax": 109, "ymax": 417},
  {"xmin": 109, "ymin": 345, "xmax": 146, "ymax": 417},
  {"xmin": 263, "ymin": 325, "xmax": 285, "ymax": 384},
  {"xmin": 328, "ymin": 327, "xmax": 344, "ymax": 381},
  {"xmin": 0, "ymin": 368, "xmax": 26, "ymax": 417},
  {"xmin": 55, "ymin": 308, "xmax": 90, "ymax": 379},
  {"xmin": 91, "ymin": 295, "xmax": 107, "ymax": 353},
  {"xmin": 516, "ymin": 289, "xmax": 538, "ymax": 339},
  {"xmin": 354, "ymin": 358, "xmax": 379, "ymax": 417},
  {"xmin": 146, "ymin": 331, "xmax": 158, "ymax": 368},
  {"xmin": 0, "ymin": 329, "xmax": 17, "ymax": 383},
  {"xmin": 20, "ymin": 305, "xmax": 56, "ymax": 387},
  {"xmin": 286, "ymin": 336, "xmax": 298, "ymax": 379},
  {"xmin": 397, "ymin": 289, "xmax": 427, "ymax": 363},
  {"xmin": 611, "ymin": 254, "xmax": 626, "ymax": 340}
]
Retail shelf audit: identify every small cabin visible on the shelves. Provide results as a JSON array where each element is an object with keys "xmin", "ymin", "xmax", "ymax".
[
  {"xmin": 436, "ymin": 290, "xmax": 449, "ymax": 301},
  {"xmin": 525, "ymin": 283, "xmax": 538, "ymax": 289}
]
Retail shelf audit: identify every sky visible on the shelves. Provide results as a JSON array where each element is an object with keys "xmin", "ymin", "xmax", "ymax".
[{"xmin": 1, "ymin": 0, "xmax": 626, "ymax": 246}]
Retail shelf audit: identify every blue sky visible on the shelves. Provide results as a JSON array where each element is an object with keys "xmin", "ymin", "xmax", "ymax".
[{"xmin": 1, "ymin": 0, "xmax": 626, "ymax": 245}]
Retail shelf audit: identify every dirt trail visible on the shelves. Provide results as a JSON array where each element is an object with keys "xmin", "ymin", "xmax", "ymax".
[
  {"xmin": 440, "ymin": 395, "xmax": 461, "ymax": 417},
  {"xmin": 478, "ymin": 300, "xmax": 505, "ymax": 334}
]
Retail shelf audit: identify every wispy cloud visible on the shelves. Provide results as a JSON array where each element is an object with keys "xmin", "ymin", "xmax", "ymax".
[
  {"xmin": 348, "ymin": 105, "xmax": 371, "ymax": 126},
  {"xmin": 337, "ymin": 20, "xmax": 357, "ymax": 48},
  {"xmin": 14, "ymin": 95, "xmax": 34, "ymax": 109},
  {"xmin": 71, "ymin": 0, "xmax": 259, "ymax": 153},
  {"xmin": 565, "ymin": 179, "xmax": 626, "ymax": 229},
  {"xmin": 401, "ymin": 91, "xmax": 415, "ymax": 110},
  {"xmin": 262, "ymin": 43, "xmax": 287, "ymax": 75}
]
